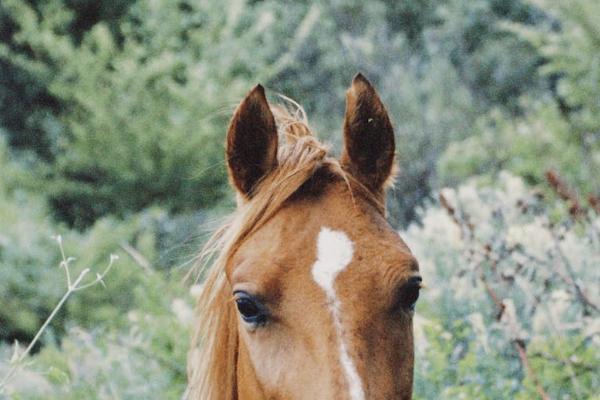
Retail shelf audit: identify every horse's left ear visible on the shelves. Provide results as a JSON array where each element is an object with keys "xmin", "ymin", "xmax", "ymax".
[
  {"xmin": 341, "ymin": 73, "xmax": 395, "ymax": 194},
  {"xmin": 226, "ymin": 84, "xmax": 278, "ymax": 199}
]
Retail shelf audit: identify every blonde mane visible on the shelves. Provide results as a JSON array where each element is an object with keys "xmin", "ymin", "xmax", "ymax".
[{"xmin": 186, "ymin": 101, "xmax": 350, "ymax": 400}]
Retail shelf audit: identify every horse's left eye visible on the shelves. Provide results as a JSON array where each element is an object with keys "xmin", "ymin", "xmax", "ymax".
[{"xmin": 234, "ymin": 291, "xmax": 268, "ymax": 326}]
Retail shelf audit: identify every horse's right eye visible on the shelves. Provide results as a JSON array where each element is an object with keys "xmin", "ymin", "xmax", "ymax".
[
  {"xmin": 234, "ymin": 291, "xmax": 268, "ymax": 326},
  {"xmin": 395, "ymin": 276, "xmax": 422, "ymax": 313}
]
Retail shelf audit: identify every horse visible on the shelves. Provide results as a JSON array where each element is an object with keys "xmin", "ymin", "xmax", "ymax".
[{"xmin": 186, "ymin": 74, "xmax": 422, "ymax": 400}]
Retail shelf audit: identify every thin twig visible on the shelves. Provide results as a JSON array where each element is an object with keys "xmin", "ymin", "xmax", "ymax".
[
  {"xmin": 0, "ymin": 237, "xmax": 118, "ymax": 394},
  {"xmin": 548, "ymin": 226, "xmax": 599, "ymax": 314},
  {"xmin": 120, "ymin": 242, "xmax": 153, "ymax": 274},
  {"xmin": 513, "ymin": 339, "xmax": 551, "ymax": 400},
  {"xmin": 478, "ymin": 272, "xmax": 551, "ymax": 400}
]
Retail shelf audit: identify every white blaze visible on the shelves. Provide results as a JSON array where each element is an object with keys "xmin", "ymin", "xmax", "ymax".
[{"xmin": 311, "ymin": 227, "xmax": 365, "ymax": 400}]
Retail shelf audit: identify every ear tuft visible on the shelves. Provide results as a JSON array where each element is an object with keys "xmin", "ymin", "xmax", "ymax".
[
  {"xmin": 226, "ymin": 84, "xmax": 278, "ymax": 198},
  {"xmin": 341, "ymin": 74, "xmax": 395, "ymax": 195},
  {"xmin": 351, "ymin": 72, "xmax": 370, "ymax": 88},
  {"xmin": 246, "ymin": 84, "xmax": 267, "ymax": 103}
]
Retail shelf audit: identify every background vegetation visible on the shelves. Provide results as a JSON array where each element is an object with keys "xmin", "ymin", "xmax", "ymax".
[{"xmin": 0, "ymin": 0, "xmax": 598, "ymax": 398}]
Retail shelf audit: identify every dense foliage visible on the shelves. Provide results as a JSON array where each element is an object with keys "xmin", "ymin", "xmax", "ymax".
[{"xmin": 0, "ymin": 0, "xmax": 598, "ymax": 398}]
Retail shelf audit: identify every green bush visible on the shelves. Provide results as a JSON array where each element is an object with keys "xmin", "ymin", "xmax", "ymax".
[
  {"xmin": 439, "ymin": 0, "xmax": 600, "ymax": 197},
  {"xmin": 432, "ymin": 0, "xmax": 545, "ymax": 111},
  {"xmin": 0, "ymin": 132, "xmax": 200, "ymax": 397},
  {"xmin": 0, "ymin": 273, "xmax": 192, "ymax": 399},
  {"xmin": 0, "ymin": 0, "xmax": 318, "ymax": 227},
  {"xmin": 2, "ymin": 0, "xmax": 555, "ymax": 228},
  {"xmin": 0, "ymin": 139, "xmax": 188, "ymax": 343},
  {"xmin": 0, "ymin": 0, "xmax": 135, "ymax": 158},
  {"xmin": 508, "ymin": 0, "xmax": 600, "ymax": 136},
  {"xmin": 0, "ymin": 137, "xmax": 63, "ymax": 343},
  {"xmin": 438, "ymin": 102, "xmax": 593, "ymax": 191}
]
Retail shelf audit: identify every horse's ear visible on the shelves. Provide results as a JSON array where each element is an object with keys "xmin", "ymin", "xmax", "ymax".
[
  {"xmin": 226, "ymin": 84, "xmax": 278, "ymax": 198},
  {"xmin": 341, "ymin": 73, "xmax": 395, "ymax": 194}
]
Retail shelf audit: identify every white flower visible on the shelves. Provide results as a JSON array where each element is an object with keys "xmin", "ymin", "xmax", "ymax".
[
  {"xmin": 410, "ymin": 208, "xmax": 463, "ymax": 249},
  {"xmin": 457, "ymin": 184, "xmax": 480, "ymax": 211},
  {"xmin": 499, "ymin": 171, "xmax": 527, "ymax": 206},
  {"xmin": 468, "ymin": 312, "xmax": 489, "ymax": 352},
  {"xmin": 505, "ymin": 217, "xmax": 552, "ymax": 259},
  {"xmin": 189, "ymin": 284, "xmax": 204, "ymax": 299},
  {"xmin": 500, "ymin": 299, "xmax": 528, "ymax": 341},
  {"xmin": 171, "ymin": 298, "xmax": 194, "ymax": 326}
]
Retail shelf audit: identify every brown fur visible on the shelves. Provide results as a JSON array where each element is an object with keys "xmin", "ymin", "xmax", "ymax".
[{"xmin": 187, "ymin": 75, "xmax": 419, "ymax": 400}]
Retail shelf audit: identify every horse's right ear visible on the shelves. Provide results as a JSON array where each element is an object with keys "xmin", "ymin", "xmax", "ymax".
[
  {"xmin": 226, "ymin": 85, "xmax": 278, "ymax": 198},
  {"xmin": 341, "ymin": 73, "xmax": 395, "ymax": 195}
]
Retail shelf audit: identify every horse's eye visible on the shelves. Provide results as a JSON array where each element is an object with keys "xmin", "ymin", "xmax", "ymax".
[
  {"xmin": 396, "ymin": 276, "xmax": 422, "ymax": 312},
  {"xmin": 234, "ymin": 291, "xmax": 268, "ymax": 326}
]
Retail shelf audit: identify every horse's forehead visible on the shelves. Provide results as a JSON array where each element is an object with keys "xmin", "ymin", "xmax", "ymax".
[{"xmin": 229, "ymin": 185, "xmax": 414, "ymax": 294}]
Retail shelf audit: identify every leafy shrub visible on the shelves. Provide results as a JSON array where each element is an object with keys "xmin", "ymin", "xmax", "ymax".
[
  {"xmin": 0, "ymin": 149, "xmax": 186, "ymax": 344},
  {"xmin": 0, "ymin": 0, "xmax": 135, "ymax": 158},
  {"xmin": 380, "ymin": 48, "xmax": 480, "ymax": 226},
  {"xmin": 432, "ymin": 0, "xmax": 545, "ymax": 111},
  {"xmin": 1, "ymin": 0, "xmax": 555, "ymax": 228},
  {"xmin": 439, "ymin": 0, "xmax": 600, "ymax": 197},
  {"xmin": 0, "ymin": 131, "xmax": 201, "ymax": 397},
  {"xmin": 437, "ymin": 102, "xmax": 596, "ymax": 192},
  {"xmin": 508, "ymin": 0, "xmax": 600, "ymax": 136},
  {"xmin": 0, "ymin": 0, "xmax": 319, "ymax": 227},
  {"xmin": 406, "ymin": 172, "xmax": 599, "ymax": 398},
  {"xmin": 0, "ymin": 274, "xmax": 192, "ymax": 399},
  {"xmin": 0, "ymin": 136, "xmax": 64, "ymax": 343}
]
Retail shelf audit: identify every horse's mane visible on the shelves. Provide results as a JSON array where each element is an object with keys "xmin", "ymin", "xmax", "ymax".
[{"xmin": 185, "ymin": 99, "xmax": 345, "ymax": 400}]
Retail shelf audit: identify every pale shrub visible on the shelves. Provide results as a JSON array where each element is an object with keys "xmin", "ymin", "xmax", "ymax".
[{"xmin": 406, "ymin": 172, "xmax": 599, "ymax": 399}]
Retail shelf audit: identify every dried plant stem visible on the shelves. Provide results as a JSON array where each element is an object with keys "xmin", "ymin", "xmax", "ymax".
[
  {"xmin": 120, "ymin": 241, "xmax": 153, "ymax": 274},
  {"xmin": 472, "ymin": 257, "xmax": 553, "ymax": 400},
  {"xmin": 479, "ymin": 273, "xmax": 550, "ymax": 400},
  {"xmin": 548, "ymin": 228, "xmax": 599, "ymax": 314},
  {"xmin": 0, "ymin": 236, "xmax": 117, "ymax": 394},
  {"xmin": 513, "ymin": 339, "xmax": 551, "ymax": 400}
]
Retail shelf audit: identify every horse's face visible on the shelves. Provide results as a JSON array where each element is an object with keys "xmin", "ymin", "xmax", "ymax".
[
  {"xmin": 227, "ymin": 184, "xmax": 420, "ymax": 400},
  {"xmin": 225, "ymin": 75, "xmax": 420, "ymax": 400}
]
